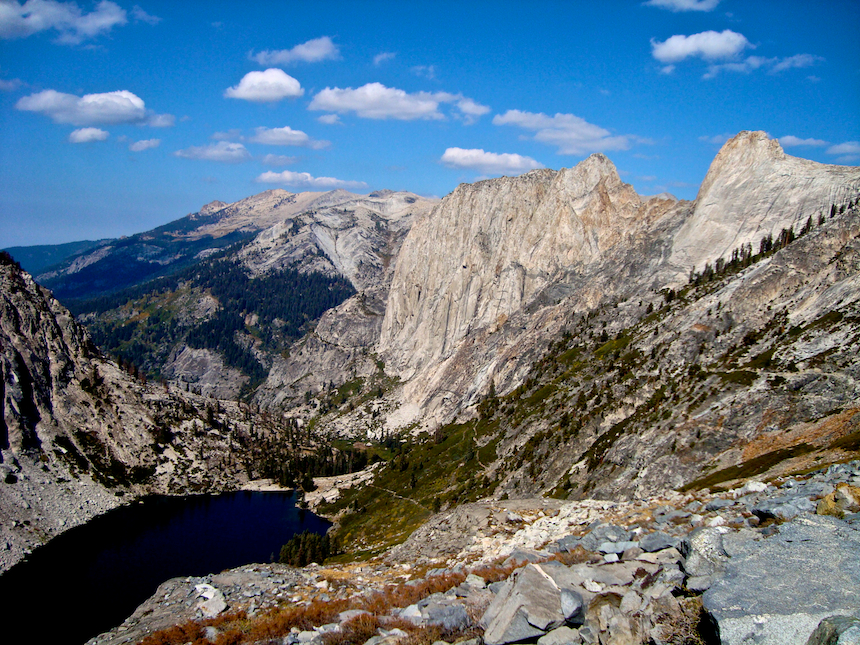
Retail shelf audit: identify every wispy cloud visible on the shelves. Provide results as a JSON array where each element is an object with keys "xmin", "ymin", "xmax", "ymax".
[
  {"xmin": 131, "ymin": 5, "xmax": 160, "ymax": 25},
  {"xmin": 224, "ymin": 69, "xmax": 304, "ymax": 103},
  {"xmin": 778, "ymin": 135, "xmax": 828, "ymax": 147},
  {"xmin": 644, "ymin": 0, "xmax": 720, "ymax": 11},
  {"xmin": 0, "ymin": 77, "xmax": 22, "ymax": 91},
  {"xmin": 441, "ymin": 147, "xmax": 543, "ymax": 175},
  {"xmin": 69, "ymin": 127, "xmax": 108, "ymax": 143},
  {"xmin": 493, "ymin": 109, "xmax": 632, "ymax": 155},
  {"xmin": 261, "ymin": 154, "xmax": 297, "ymax": 166},
  {"xmin": 827, "ymin": 141, "xmax": 860, "ymax": 163},
  {"xmin": 249, "ymin": 126, "xmax": 329, "ymax": 149},
  {"xmin": 704, "ymin": 53, "xmax": 823, "ymax": 78},
  {"xmin": 16, "ymin": 89, "xmax": 172, "ymax": 126},
  {"xmin": 0, "ymin": 0, "xmax": 128, "ymax": 44},
  {"xmin": 411, "ymin": 65, "xmax": 436, "ymax": 80},
  {"xmin": 249, "ymin": 36, "xmax": 339, "ymax": 66},
  {"xmin": 175, "ymin": 141, "xmax": 251, "ymax": 163},
  {"xmin": 699, "ymin": 133, "xmax": 734, "ymax": 145},
  {"xmin": 373, "ymin": 51, "xmax": 396, "ymax": 66},
  {"xmin": 317, "ymin": 114, "xmax": 341, "ymax": 125},
  {"xmin": 256, "ymin": 170, "xmax": 367, "ymax": 190},
  {"xmin": 129, "ymin": 138, "xmax": 160, "ymax": 151}
]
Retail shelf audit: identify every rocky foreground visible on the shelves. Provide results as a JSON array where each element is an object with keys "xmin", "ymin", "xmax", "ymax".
[{"xmin": 90, "ymin": 461, "xmax": 860, "ymax": 645}]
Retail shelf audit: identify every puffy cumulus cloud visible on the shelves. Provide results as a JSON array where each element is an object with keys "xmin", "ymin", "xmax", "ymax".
[
  {"xmin": 129, "ymin": 138, "xmax": 160, "ymax": 151},
  {"xmin": 261, "ymin": 153, "xmax": 297, "ymax": 166},
  {"xmin": 68, "ymin": 127, "xmax": 108, "ymax": 143},
  {"xmin": 441, "ymin": 148, "xmax": 543, "ymax": 175},
  {"xmin": 651, "ymin": 30, "xmax": 750, "ymax": 64},
  {"xmin": 17, "ymin": 89, "xmax": 145, "ymax": 125},
  {"xmin": 309, "ymin": 82, "xmax": 489, "ymax": 123},
  {"xmin": 778, "ymin": 135, "xmax": 828, "ymax": 147},
  {"xmin": 373, "ymin": 51, "xmax": 396, "ymax": 66},
  {"xmin": 250, "ymin": 36, "xmax": 339, "ymax": 66},
  {"xmin": 131, "ymin": 5, "xmax": 160, "ymax": 25},
  {"xmin": 644, "ymin": 0, "xmax": 719, "ymax": 11},
  {"xmin": 0, "ymin": 0, "xmax": 127, "ymax": 44},
  {"xmin": 224, "ymin": 69, "xmax": 304, "ymax": 103},
  {"xmin": 256, "ymin": 170, "xmax": 367, "ymax": 190},
  {"xmin": 310, "ymin": 83, "xmax": 443, "ymax": 120},
  {"xmin": 249, "ymin": 126, "xmax": 329, "ymax": 149},
  {"xmin": 175, "ymin": 141, "xmax": 251, "ymax": 163},
  {"xmin": 493, "ymin": 109, "xmax": 631, "ymax": 155}
]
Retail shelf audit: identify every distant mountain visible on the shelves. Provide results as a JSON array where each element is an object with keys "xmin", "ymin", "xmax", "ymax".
[{"xmin": 3, "ymin": 239, "xmax": 107, "ymax": 275}]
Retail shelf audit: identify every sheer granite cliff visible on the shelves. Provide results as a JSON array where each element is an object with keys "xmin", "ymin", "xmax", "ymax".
[{"xmin": 367, "ymin": 132, "xmax": 860, "ymax": 431}]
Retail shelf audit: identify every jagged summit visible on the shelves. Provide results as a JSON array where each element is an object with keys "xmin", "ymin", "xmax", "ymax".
[{"xmin": 671, "ymin": 131, "xmax": 860, "ymax": 273}]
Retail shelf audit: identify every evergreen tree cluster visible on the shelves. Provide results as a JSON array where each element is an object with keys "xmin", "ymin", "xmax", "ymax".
[{"xmin": 278, "ymin": 530, "xmax": 336, "ymax": 566}]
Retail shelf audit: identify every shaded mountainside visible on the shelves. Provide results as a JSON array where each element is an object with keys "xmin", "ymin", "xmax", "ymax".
[
  {"xmin": 62, "ymin": 189, "xmax": 435, "ymax": 399},
  {"xmin": 0, "ymin": 254, "xmax": 328, "ymax": 572}
]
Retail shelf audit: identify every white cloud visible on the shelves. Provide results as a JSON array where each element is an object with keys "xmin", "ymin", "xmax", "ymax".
[
  {"xmin": 644, "ymin": 0, "xmax": 720, "ymax": 11},
  {"xmin": 651, "ymin": 30, "xmax": 750, "ymax": 64},
  {"xmin": 146, "ymin": 112, "xmax": 174, "ymax": 127},
  {"xmin": 131, "ymin": 5, "xmax": 160, "ymax": 25},
  {"xmin": 317, "ymin": 113, "xmax": 341, "ymax": 125},
  {"xmin": 0, "ymin": 77, "xmax": 22, "ymax": 91},
  {"xmin": 68, "ymin": 127, "xmax": 108, "ymax": 143},
  {"xmin": 456, "ymin": 98, "xmax": 490, "ymax": 125},
  {"xmin": 224, "ymin": 69, "xmax": 304, "ymax": 102},
  {"xmin": 770, "ymin": 53, "xmax": 823, "ymax": 73},
  {"xmin": 0, "ymin": 0, "xmax": 127, "ymax": 44},
  {"xmin": 250, "ymin": 126, "xmax": 329, "ymax": 149},
  {"xmin": 411, "ymin": 65, "xmax": 436, "ymax": 80},
  {"xmin": 826, "ymin": 142, "xmax": 860, "ymax": 162},
  {"xmin": 212, "ymin": 129, "xmax": 243, "ymax": 141},
  {"xmin": 493, "ymin": 109, "xmax": 631, "ymax": 155},
  {"xmin": 250, "ymin": 36, "xmax": 339, "ymax": 65},
  {"xmin": 175, "ymin": 141, "xmax": 251, "ymax": 163},
  {"xmin": 256, "ymin": 170, "xmax": 367, "ymax": 190},
  {"xmin": 778, "ymin": 135, "xmax": 828, "ymax": 147},
  {"xmin": 310, "ymin": 82, "xmax": 444, "ymax": 120},
  {"xmin": 441, "ymin": 147, "xmax": 543, "ymax": 175},
  {"xmin": 261, "ymin": 153, "xmax": 297, "ymax": 166},
  {"xmin": 703, "ymin": 53, "xmax": 823, "ymax": 78},
  {"xmin": 699, "ymin": 133, "xmax": 733, "ymax": 145},
  {"xmin": 827, "ymin": 142, "xmax": 860, "ymax": 155},
  {"xmin": 16, "ymin": 89, "xmax": 148, "ymax": 125},
  {"xmin": 129, "ymin": 138, "xmax": 159, "ymax": 151},
  {"xmin": 309, "ymin": 82, "xmax": 487, "ymax": 123},
  {"xmin": 373, "ymin": 51, "xmax": 396, "ymax": 66}
]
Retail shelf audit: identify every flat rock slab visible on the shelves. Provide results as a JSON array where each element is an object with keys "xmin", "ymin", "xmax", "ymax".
[{"xmin": 704, "ymin": 515, "xmax": 860, "ymax": 645}]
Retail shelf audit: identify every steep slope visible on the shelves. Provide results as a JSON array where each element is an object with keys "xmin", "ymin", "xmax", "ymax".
[
  {"xmin": 364, "ymin": 132, "xmax": 860, "ymax": 431},
  {"xmin": 671, "ymin": 131, "xmax": 860, "ymax": 272},
  {"xmin": 0, "ymin": 255, "xmax": 278, "ymax": 572},
  {"xmin": 73, "ymin": 189, "xmax": 436, "ymax": 399}
]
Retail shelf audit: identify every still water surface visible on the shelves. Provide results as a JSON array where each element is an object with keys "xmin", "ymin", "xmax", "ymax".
[{"xmin": 0, "ymin": 491, "xmax": 329, "ymax": 644}]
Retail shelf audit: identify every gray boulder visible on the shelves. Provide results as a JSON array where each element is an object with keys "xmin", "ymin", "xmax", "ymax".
[
  {"xmin": 537, "ymin": 625, "xmax": 583, "ymax": 645},
  {"xmin": 481, "ymin": 564, "xmax": 583, "ymax": 645},
  {"xmin": 682, "ymin": 527, "xmax": 728, "ymax": 592},
  {"xmin": 638, "ymin": 531, "xmax": 679, "ymax": 553},
  {"xmin": 704, "ymin": 515, "xmax": 860, "ymax": 645}
]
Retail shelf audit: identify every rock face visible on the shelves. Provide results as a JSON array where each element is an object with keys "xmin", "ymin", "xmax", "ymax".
[
  {"xmin": 370, "ymin": 132, "xmax": 860, "ymax": 432},
  {"xmin": 0, "ymin": 257, "xmax": 263, "ymax": 572},
  {"xmin": 704, "ymin": 514, "xmax": 860, "ymax": 645},
  {"xmin": 671, "ymin": 131, "xmax": 860, "ymax": 273}
]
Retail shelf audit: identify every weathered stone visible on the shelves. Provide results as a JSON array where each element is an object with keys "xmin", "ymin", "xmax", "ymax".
[
  {"xmin": 805, "ymin": 615, "xmax": 860, "ymax": 645},
  {"xmin": 537, "ymin": 625, "xmax": 583, "ymax": 645},
  {"xmin": 482, "ymin": 564, "xmax": 572, "ymax": 645},
  {"xmin": 638, "ymin": 532, "xmax": 679, "ymax": 553},
  {"xmin": 704, "ymin": 515, "xmax": 860, "ymax": 645}
]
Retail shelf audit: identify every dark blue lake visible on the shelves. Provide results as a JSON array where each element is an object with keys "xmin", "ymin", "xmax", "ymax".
[{"xmin": 0, "ymin": 491, "xmax": 329, "ymax": 644}]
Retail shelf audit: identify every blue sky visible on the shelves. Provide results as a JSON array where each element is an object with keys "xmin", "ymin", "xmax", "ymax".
[{"xmin": 1, "ymin": 0, "xmax": 858, "ymax": 247}]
